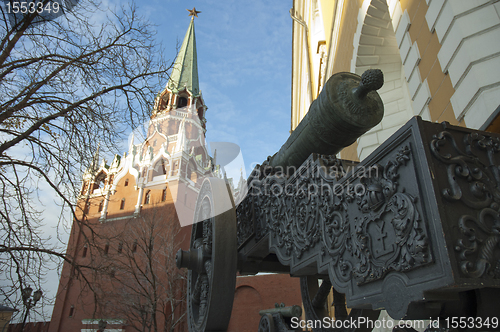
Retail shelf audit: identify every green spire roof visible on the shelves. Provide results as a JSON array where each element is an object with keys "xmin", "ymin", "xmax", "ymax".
[{"xmin": 167, "ymin": 18, "xmax": 200, "ymax": 96}]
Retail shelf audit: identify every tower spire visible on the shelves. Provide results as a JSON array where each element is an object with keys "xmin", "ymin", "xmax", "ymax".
[{"xmin": 167, "ymin": 11, "xmax": 200, "ymax": 96}]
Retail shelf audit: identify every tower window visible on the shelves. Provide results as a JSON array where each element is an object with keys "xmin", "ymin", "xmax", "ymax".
[
  {"xmin": 82, "ymin": 245, "xmax": 88, "ymax": 258},
  {"xmin": 144, "ymin": 190, "xmax": 151, "ymax": 205},
  {"xmin": 153, "ymin": 159, "xmax": 167, "ymax": 176},
  {"xmin": 104, "ymin": 243, "xmax": 109, "ymax": 255},
  {"xmin": 120, "ymin": 198, "xmax": 125, "ymax": 210},
  {"xmin": 95, "ymin": 172, "xmax": 106, "ymax": 190},
  {"xmin": 98, "ymin": 200, "xmax": 104, "ymax": 212},
  {"xmin": 124, "ymin": 179, "xmax": 129, "ymax": 187},
  {"xmin": 117, "ymin": 242, "xmax": 123, "ymax": 254},
  {"xmin": 69, "ymin": 305, "xmax": 74, "ymax": 317},
  {"xmin": 162, "ymin": 189, "xmax": 167, "ymax": 202},
  {"xmin": 132, "ymin": 240, "xmax": 138, "ymax": 253},
  {"xmin": 177, "ymin": 97, "xmax": 188, "ymax": 108}
]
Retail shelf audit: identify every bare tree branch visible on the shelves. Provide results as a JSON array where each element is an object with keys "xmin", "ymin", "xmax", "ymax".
[{"xmin": 0, "ymin": 0, "xmax": 171, "ymax": 322}]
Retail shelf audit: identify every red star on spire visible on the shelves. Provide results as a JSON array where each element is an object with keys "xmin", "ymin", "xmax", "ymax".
[{"xmin": 187, "ymin": 7, "xmax": 201, "ymax": 19}]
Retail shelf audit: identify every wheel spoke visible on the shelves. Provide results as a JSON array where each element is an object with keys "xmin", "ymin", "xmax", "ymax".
[
  {"xmin": 312, "ymin": 279, "xmax": 332, "ymax": 309},
  {"xmin": 332, "ymin": 288, "xmax": 348, "ymax": 320},
  {"xmin": 301, "ymin": 276, "xmax": 380, "ymax": 332}
]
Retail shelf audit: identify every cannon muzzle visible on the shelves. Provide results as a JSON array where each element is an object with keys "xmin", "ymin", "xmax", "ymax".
[
  {"xmin": 259, "ymin": 304, "xmax": 302, "ymax": 318},
  {"xmin": 269, "ymin": 69, "xmax": 384, "ymax": 170}
]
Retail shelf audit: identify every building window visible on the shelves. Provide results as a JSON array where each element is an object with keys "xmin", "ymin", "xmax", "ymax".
[
  {"xmin": 162, "ymin": 189, "xmax": 167, "ymax": 202},
  {"xmin": 153, "ymin": 139, "xmax": 157, "ymax": 147},
  {"xmin": 177, "ymin": 96, "xmax": 188, "ymax": 108},
  {"xmin": 120, "ymin": 198, "xmax": 125, "ymax": 210},
  {"xmin": 117, "ymin": 242, "xmax": 123, "ymax": 254},
  {"xmin": 132, "ymin": 240, "xmax": 138, "ymax": 253},
  {"xmin": 153, "ymin": 159, "xmax": 167, "ymax": 177},
  {"xmin": 124, "ymin": 178, "xmax": 129, "ymax": 187},
  {"xmin": 94, "ymin": 172, "xmax": 106, "ymax": 190},
  {"xmin": 144, "ymin": 190, "xmax": 151, "ymax": 205},
  {"xmin": 104, "ymin": 243, "xmax": 109, "ymax": 255},
  {"xmin": 82, "ymin": 245, "xmax": 87, "ymax": 258},
  {"xmin": 98, "ymin": 199, "xmax": 104, "ymax": 212},
  {"xmin": 69, "ymin": 305, "xmax": 74, "ymax": 317}
]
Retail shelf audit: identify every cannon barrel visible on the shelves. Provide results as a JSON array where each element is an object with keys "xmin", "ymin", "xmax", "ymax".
[
  {"xmin": 269, "ymin": 69, "xmax": 384, "ymax": 170},
  {"xmin": 259, "ymin": 304, "xmax": 302, "ymax": 318}
]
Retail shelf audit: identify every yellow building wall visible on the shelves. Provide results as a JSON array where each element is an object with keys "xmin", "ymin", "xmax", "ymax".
[{"xmin": 291, "ymin": 0, "xmax": 500, "ymax": 162}]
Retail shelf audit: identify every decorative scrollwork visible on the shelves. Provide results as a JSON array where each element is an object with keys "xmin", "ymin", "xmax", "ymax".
[
  {"xmin": 237, "ymin": 147, "xmax": 432, "ymax": 285},
  {"xmin": 236, "ymin": 194, "xmax": 254, "ymax": 247},
  {"xmin": 431, "ymin": 130, "xmax": 500, "ymax": 279},
  {"xmin": 317, "ymin": 146, "xmax": 432, "ymax": 285}
]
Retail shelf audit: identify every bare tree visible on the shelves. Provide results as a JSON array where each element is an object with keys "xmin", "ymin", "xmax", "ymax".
[
  {"xmin": 0, "ymin": 0, "xmax": 170, "ymax": 320},
  {"xmin": 92, "ymin": 205, "xmax": 187, "ymax": 332}
]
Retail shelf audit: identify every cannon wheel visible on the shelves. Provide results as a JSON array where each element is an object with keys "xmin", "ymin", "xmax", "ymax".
[
  {"xmin": 258, "ymin": 313, "xmax": 276, "ymax": 332},
  {"xmin": 300, "ymin": 276, "xmax": 380, "ymax": 332},
  {"xmin": 186, "ymin": 178, "xmax": 237, "ymax": 332}
]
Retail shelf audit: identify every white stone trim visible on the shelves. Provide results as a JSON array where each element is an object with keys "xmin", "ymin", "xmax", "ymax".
[
  {"xmin": 447, "ymin": 27, "xmax": 500, "ymax": 88},
  {"xmin": 389, "ymin": 0, "xmax": 403, "ymax": 32},
  {"xmin": 399, "ymin": 32, "xmax": 412, "ymax": 64},
  {"xmin": 463, "ymin": 85, "xmax": 500, "ymax": 129},
  {"xmin": 350, "ymin": 0, "xmax": 372, "ymax": 72},
  {"xmin": 395, "ymin": 11, "xmax": 410, "ymax": 47},
  {"xmin": 352, "ymin": 1, "xmax": 416, "ymax": 161},
  {"xmin": 412, "ymin": 79, "xmax": 431, "ymax": 116},
  {"xmin": 451, "ymin": 56, "xmax": 500, "ymax": 124},
  {"xmin": 425, "ymin": 0, "xmax": 445, "ymax": 33},
  {"xmin": 403, "ymin": 41, "xmax": 421, "ymax": 84},
  {"xmin": 438, "ymin": 5, "xmax": 500, "ymax": 72},
  {"xmin": 427, "ymin": 1, "xmax": 500, "ymax": 127}
]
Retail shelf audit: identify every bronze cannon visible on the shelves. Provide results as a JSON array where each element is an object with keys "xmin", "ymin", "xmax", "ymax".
[{"xmin": 177, "ymin": 69, "xmax": 500, "ymax": 332}]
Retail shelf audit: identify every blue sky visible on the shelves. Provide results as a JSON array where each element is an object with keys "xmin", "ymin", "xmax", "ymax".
[{"xmin": 135, "ymin": 0, "xmax": 293, "ymax": 177}]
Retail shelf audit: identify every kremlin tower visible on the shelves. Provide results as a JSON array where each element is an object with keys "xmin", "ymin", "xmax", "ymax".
[{"xmin": 49, "ymin": 9, "xmax": 301, "ymax": 332}]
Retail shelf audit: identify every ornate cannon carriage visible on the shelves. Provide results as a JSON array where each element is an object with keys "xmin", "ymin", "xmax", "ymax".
[{"xmin": 177, "ymin": 70, "xmax": 500, "ymax": 332}]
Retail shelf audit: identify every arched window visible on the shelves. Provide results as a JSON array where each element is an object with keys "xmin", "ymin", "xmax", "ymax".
[
  {"xmin": 153, "ymin": 159, "xmax": 167, "ymax": 177},
  {"xmin": 82, "ymin": 245, "xmax": 88, "ymax": 258},
  {"xmin": 120, "ymin": 198, "xmax": 125, "ymax": 210},
  {"xmin": 177, "ymin": 96, "xmax": 188, "ymax": 108},
  {"xmin": 160, "ymin": 93, "xmax": 169, "ymax": 110},
  {"xmin": 144, "ymin": 190, "xmax": 151, "ymax": 205},
  {"xmin": 94, "ymin": 172, "xmax": 106, "ymax": 190},
  {"xmin": 124, "ymin": 179, "xmax": 129, "ymax": 187}
]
